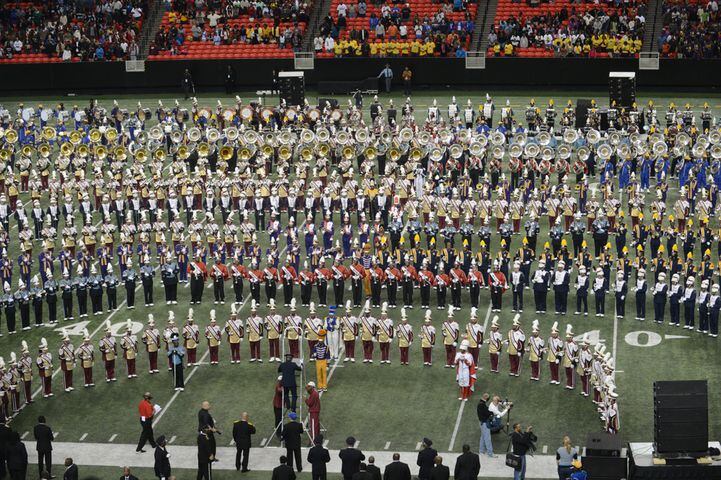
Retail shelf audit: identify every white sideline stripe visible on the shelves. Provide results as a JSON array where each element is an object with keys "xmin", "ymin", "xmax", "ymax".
[
  {"xmin": 384, "ymin": 442, "xmax": 391, "ymax": 450},
  {"xmin": 108, "ymin": 434, "xmax": 117, "ymax": 442},
  {"xmin": 354, "ymin": 441, "xmax": 360, "ymax": 449},
  {"xmin": 415, "ymin": 442, "xmax": 422, "ymax": 450},
  {"xmin": 153, "ymin": 292, "xmax": 253, "ymax": 428},
  {"xmin": 169, "ymin": 435, "xmax": 177, "ymax": 444},
  {"xmin": 21, "ymin": 431, "xmax": 28, "ymax": 440},
  {"xmin": 79, "ymin": 433, "xmax": 88, "ymax": 441},
  {"xmin": 323, "ymin": 439, "xmax": 329, "ymax": 448},
  {"xmin": 542, "ymin": 445, "xmax": 548, "ymax": 454}
]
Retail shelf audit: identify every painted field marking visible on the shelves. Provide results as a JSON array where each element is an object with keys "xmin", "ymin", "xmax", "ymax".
[
  {"xmin": 108, "ymin": 434, "xmax": 117, "ymax": 442},
  {"xmin": 53, "ymin": 431, "xmax": 59, "ymax": 438},
  {"xmin": 354, "ymin": 441, "xmax": 360, "ymax": 449},
  {"xmin": 415, "ymin": 442, "xmax": 422, "ymax": 450},
  {"xmin": 323, "ymin": 439, "xmax": 329, "ymax": 448},
  {"xmin": 260, "ymin": 438, "xmax": 267, "ymax": 447},
  {"xmin": 21, "ymin": 431, "xmax": 28, "ymax": 440},
  {"xmin": 79, "ymin": 433, "xmax": 88, "ymax": 441},
  {"xmin": 230, "ymin": 439, "xmax": 236, "ymax": 446},
  {"xmin": 169, "ymin": 435, "xmax": 177, "ymax": 444},
  {"xmin": 447, "ymin": 400, "xmax": 466, "ymax": 452},
  {"xmin": 384, "ymin": 442, "xmax": 391, "ymax": 450},
  {"xmin": 542, "ymin": 445, "xmax": 548, "ymax": 454}
]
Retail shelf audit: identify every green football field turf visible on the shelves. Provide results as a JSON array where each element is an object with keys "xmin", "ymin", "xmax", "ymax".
[{"xmin": 1, "ymin": 89, "xmax": 720, "ymax": 469}]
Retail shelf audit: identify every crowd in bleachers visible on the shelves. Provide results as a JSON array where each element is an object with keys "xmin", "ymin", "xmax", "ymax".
[
  {"xmin": 487, "ymin": 0, "xmax": 645, "ymax": 58},
  {"xmin": 312, "ymin": 0, "xmax": 476, "ymax": 57},
  {"xmin": 149, "ymin": 0, "xmax": 309, "ymax": 59},
  {"xmin": 0, "ymin": 0, "xmax": 145, "ymax": 63},
  {"xmin": 658, "ymin": 0, "xmax": 720, "ymax": 58}
]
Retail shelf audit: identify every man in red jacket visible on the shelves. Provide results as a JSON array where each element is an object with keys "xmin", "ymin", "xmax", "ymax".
[
  {"xmin": 305, "ymin": 382, "xmax": 321, "ymax": 444},
  {"xmin": 136, "ymin": 391, "xmax": 157, "ymax": 453}
]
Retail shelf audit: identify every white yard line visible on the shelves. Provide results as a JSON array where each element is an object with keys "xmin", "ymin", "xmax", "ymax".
[
  {"xmin": 447, "ymin": 400, "xmax": 466, "ymax": 452},
  {"xmin": 79, "ymin": 433, "xmax": 88, "ymax": 441},
  {"xmin": 612, "ymin": 314, "xmax": 619, "ymax": 380},
  {"xmin": 21, "ymin": 431, "xmax": 28, "ymax": 440},
  {"xmin": 542, "ymin": 445, "xmax": 548, "ymax": 454},
  {"xmin": 169, "ymin": 435, "xmax": 177, "ymax": 444},
  {"xmin": 323, "ymin": 439, "xmax": 329, "ymax": 448},
  {"xmin": 108, "ymin": 434, "xmax": 117, "ymax": 442},
  {"xmin": 384, "ymin": 441, "xmax": 391, "ymax": 450},
  {"xmin": 415, "ymin": 442, "xmax": 422, "ymax": 450}
]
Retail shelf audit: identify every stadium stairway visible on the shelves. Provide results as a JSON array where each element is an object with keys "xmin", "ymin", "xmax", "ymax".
[
  {"xmin": 139, "ymin": 0, "xmax": 166, "ymax": 58},
  {"xmin": 475, "ymin": 0, "xmax": 498, "ymax": 52},
  {"xmin": 302, "ymin": 0, "xmax": 333, "ymax": 52},
  {"xmin": 641, "ymin": 0, "xmax": 662, "ymax": 52}
]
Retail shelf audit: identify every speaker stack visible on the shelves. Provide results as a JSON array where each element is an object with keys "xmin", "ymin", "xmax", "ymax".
[
  {"xmin": 575, "ymin": 99, "xmax": 592, "ymax": 129},
  {"xmin": 582, "ymin": 432, "xmax": 627, "ymax": 480},
  {"xmin": 654, "ymin": 380, "xmax": 709, "ymax": 457},
  {"xmin": 278, "ymin": 71, "xmax": 305, "ymax": 107},
  {"xmin": 609, "ymin": 72, "xmax": 636, "ymax": 109}
]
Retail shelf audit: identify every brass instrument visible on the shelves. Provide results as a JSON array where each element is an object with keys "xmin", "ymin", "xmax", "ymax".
[
  {"xmin": 198, "ymin": 142, "xmax": 210, "ymax": 157},
  {"xmin": 278, "ymin": 145, "xmax": 292, "ymax": 161},
  {"xmin": 557, "ymin": 144, "xmax": 571, "ymax": 160},
  {"xmin": 597, "ymin": 143, "xmax": 613, "ymax": 160},
  {"xmin": 652, "ymin": 142, "xmax": 668, "ymax": 157},
  {"xmin": 260, "ymin": 144, "xmax": 274, "ymax": 159},
  {"xmin": 388, "ymin": 147, "xmax": 401, "ymax": 162},
  {"xmin": 136, "ymin": 131, "xmax": 148, "ymax": 145},
  {"xmin": 37, "ymin": 143, "xmax": 51, "ymax": 158},
  {"xmin": 0, "ymin": 149, "xmax": 11, "ymax": 161},
  {"xmin": 490, "ymin": 131, "xmax": 506, "ymax": 146},
  {"xmin": 491, "ymin": 145, "xmax": 505, "ymax": 160},
  {"xmin": 711, "ymin": 144, "xmax": 721, "ymax": 160},
  {"xmin": 675, "ymin": 131, "xmax": 691, "ymax": 147},
  {"xmin": 178, "ymin": 146, "xmax": 191, "ymax": 160},
  {"xmin": 509, "ymin": 143, "xmax": 523, "ymax": 158},
  {"xmin": 95, "ymin": 145, "xmax": 108, "ymax": 160},
  {"xmin": 336, "ymin": 131, "xmax": 350, "ymax": 145},
  {"xmin": 540, "ymin": 146, "xmax": 554, "ymax": 162},
  {"xmin": 300, "ymin": 129, "xmax": 315, "ymax": 144},
  {"xmin": 617, "ymin": 144, "xmax": 631, "ymax": 160},
  {"xmin": 239, "ymin": 105, "xmax": 254, "ymax": 122},
  {"xmin": 341, "ymin": 145, "xmax": 355, "ymax": 161},
  {"xmin": 355, "ymin": 129, "xmax": 369, "ymax": 144},
  {"xmin": 187, "ymin": 127, "xmax": 202, "ymax": 143},
  {"xmin": 316, "ymin": 128, "xmax": 330, "ymax": 143},
  {"xmin": 278, "ymin": 130, "xmax": 293, "ymax": 146},
  {"xmin": 512, "ymin": 132, "xmax": 527, "ymax": 146},
  {"xmin": 330, "ymin": 109, "xmax": 343, "ymax": 123},
  {"xmin": 243, "ymin": 130, "xmax": 259, "ymax": 145},
  {"xmin": 468, "ymin": 141, "xmax": 484, "ymax": 157},
  {"xmin": 207, "ymin": 128, "xmax": 220, "ymax": 143},
  {"xmin": 135, "ymin": 147, "xmax": 149, "ymax": 163},
  {"xmin": 524, "ymin": 143, "xmax": 540, "ymax": 158},
  {"xmin": 458, "ymin": 129, "xmax": 471, "ymax": 144},
  {"xmin": 439, "ymin": 129, "xmax": 453, "ymax": 144},
  {"xmin": 709, "ymin": 129, "xmax": 721, "ymax": 145},
  {"xmin": 225, "ymin": 127, "xmax": 239, "ymax": 142},
  {"xmin": 20, "ymin": 145, "xmax": 34, "ymax": 157},
  {"xmin": 363, "ymin": 146, "xmax": 377, "ymax": 161},
  {"xmin": 577, "ymin": 146, "xmax": 591, "ymax": 162},
  {"xmin": 449, "ymin": 144, "xmax": 463, "ymax": 159},
  {"xmin": 76, "ymin": 144, "xmax": 89, "ymax": 158},
  {"xmin": 609, "ymin": 132, "xmax": 621, "ymax": 146},
  {"xmin": 170, "ymin": 130, "xmax": 183, "ymax": 144},
  {"xmin": 316, "ymin": 143, "xmax": 331, "ymax": 158},
  {"xmin": 69, "ymin": 130, "xmax": 82, "ymax": 145},
  {"xmin": 114, "ymin": 146, "xmax": 128, "ymax": 161},
  {"xmin": 537, "ymin": 131, "xmax": 551, "ymax": 146},
  {"xmin": 409, "ymin": 147, "xmax": 425, "ymax": 161},
  {"xmin": 299, "ymin": 145, "xmax": 314, "ymax": 162},
  {"xmin": 562, "ymin": 128, "xmax": 578, "ymax": 144},
  {"xmin": 4, "ymin": 129, "xmax": 17, "ymax": 143},
  {"xmin": 220, "ymin": 145, "xmax": 234, "ymax": 161},
  {"xmin": 429, "ymin": 147, "xmax": 443, "ymax": 162},
  {"xmin": 586, "ymin": 129, "xmax": 601, "ymax": 145},
  {"xmin": 149, "ymin": 126, "xmax": 163, "ymax": 141},
  {"xmin": 399, "ymin": 128, "xmax": 414, "ymax": 143},
  {"xmin": 153, "ymin": 148, "xmax": 166, "ymax": 162},
  {"xmin": 307, "ymin": 108, "xmax": 320, "ymax": 123},
  {"xmin": 417, "ymin": 132, "xmax": 432, "ymax": 146},
  {"xmin": 60, "ymin": 142, "xmax": 74, "ymax": 156},
  {"xmin": 105, "ymin": 128, "xmax": 118, "ymax": 144},
  {"xmin": 42, "ymin": 126, "xmax": 56, "ymax": 141},
  {"xmin": 88, "ymin": 128, "xmax": 102, "ymax": 143}
]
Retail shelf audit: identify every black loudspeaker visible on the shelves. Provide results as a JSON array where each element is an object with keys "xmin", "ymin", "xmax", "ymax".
[
  {"xmin": 318, "ymin": 98, "xmax": 339, "ymax": 109},
  {"xmin": 575, "ymin": 99, "xmax": 591, "ymax": 128},
  {"xmin": 654, "ymin": 380, "xmax": 708, "ymax": 455},
  {"xmin": 278, "ymin": 71, "xmax": 305, "ymax": 107},
  {"xmin": 586, "ymin": 432, "xmax": 623, "ymax": 457},
  {"xmin": 581, "ymin": 455, "xmax": 628, "ymax": 480},
  {"xmin": 609, "ymin": 72, "xmax": 636, "ymax": 108}
]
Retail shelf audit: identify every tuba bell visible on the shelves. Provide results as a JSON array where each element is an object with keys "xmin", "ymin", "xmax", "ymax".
[
  {"xmin": 675, "ymin": 131, "xmax": 691, "ymax": 147},
  {"xmin": 42, "ymin": 126, "xmax": 56, "ymax": 141},
  {"xmin": 198, "ymin": 142, "xmax": 210, "ymax": 157},
  {"xmin": 692, "ymin": 143, "xmax": 707, "ymax": 159},
  {"xmin": 597, "ymin": 143, "xmax": 613, "ymax": 160},
  {"xmin": 617, "ymin": 144, "xmax": 631, "ymax": 160},
  {"xmin": 449, "ymin": 144, "xmax": 464, "ymax": 159},
  {"xmin": 429, "ymin": 147, "xmax": 443, "ymax": 162},
  {"xmin": 220, "ymin": 145, "xmax": 234, "ymax": 161},
  {"xmin": 225, "ymin": 127, "xmax": 239, "ymax": 142},
  {"xmin": 207, "ymin": 128, "xmax": 220, "ymax": 143},
  {"xmin": 469, "ymin": 141, "xmax": 484, "ymax": 157},
  {"xmin": 317, "ymin": 143, "xmax": 331, "ymax": 158},
  {"xmin": 364, "ymin": 146, "xmax": 377, "ymax": 161},
  {"xmin": 512, "ymin": 132, "xmax": 527, "ymax": 147},
  {"xmin": 509, "ymin": 143, "xmax": 523, "ymax": 158},
  {"xmin": 20, "ymin": 145, "xmax": 34, "ymax": 157},
  {"xmin": 277, "ymin": 130, "xmax": 292, "ymax": 145},
  {"xmin": 171, "ymin": 130, "xmax": 183, "ymax": 144},
  {"xmin": 711, "ymin": 144, "xmax": 721, "ymax": 160},
  {"xmin": 153, "ymin": 148, "xmax": 166, "ymax": 162},
  {"xmin": 458, "ymin": 129, "xmax": 471, "ymax": 144},
  {"xmin": 492, "ymin": 145, "xmax": 505, "ymax": 160},
  {"xmin": 341, "ymin": 145, "xmax": 355, "ymax": 161},
  {"xmin": 105, "ymin": 128, "xmax": 118, "ymax": 144},
  {"xmin": 76, "ymin": 144, "xmax": 89, "ymax": 158},
  {"xmin": 177, "ymin": 145, "xmax": 190, "ymax": 160},
  {"xmin": 135, "ymin": 148, "xmax": 149, "ymax": 163},
  {"xmin": 60, "ymin": 142, "xmax": 74, "ymax": 156},
  {"xmin": 563, "ymin": 128, "xmax": 578, "ymax": 144},
  {"xmin": 114, "ymin": 146, "xmax": 128, "ymax": 161},
  {"xmin": 439, "ymin": 129, "xmax": 453, "ymax": 144},
  {"xmin": 709, "ymin": 129, "xmax": 721, "ymax": 145},
  {"xmin": 388, "ymin": 147, "xmax": 401, "ymax": 162},
  {"xmin": 490, "ymin": 131, "xmax": 506, "ymax": 146},
  {"xmin": 95, "ymin": 145, "xmax": 108, "ymax": 160},
  {"xmin": 300, "ymin": 145, "xmax": 314, "ymax": 162},
  {"xmin": 417, "ymin": 132, "xmax": 432, "ymax": 146},
  {"xmin": 586, "ymin": 129, "xmax": 601, "ymax": 145},
  {"xmin": 652, "ymin": 142, "xmax": 668, "ymax": 157},
  {"xmin": 609, "ymin": 132, "xmax": 621, "ymax": 146},
  {"xmin": 187, "ymin": 127, "xmax": 202, "ymax": 143},
  {"xmin": 537, "ymin": 131, "xmax": 551, "ymax": 146},
  {"xmin": 243, "ymin": 130, "xmax": 259, "ymax": 145},
  {"xmin": 4, "ymin": 129, "xmax": 18, "ymax": 143},
  {"xmin": 38, "ymin": 143, "xmax": 51, "ymax": 158},
  {"xmin": 149, "ymin": 126, "xmax": 163, "ymax": 141},
  {"xmin": 524, "ymin": 143, "xmax": 540, "ymax": 158},
  {"xmin": 278, "ymin": 145, "xmax": 292, "ymax": 161},
  {"xmin": 540, "ymin": 146, "xmax": 554, "ymax": 162},
  {"xmin": 300, "ymin": 129, "xmax": 315, "ymax": 144},
  {"xmin": 336, "ymin": 131, "xmax": 349, "ymax": 145},
  {"xmin": 399, "ymin": 128, "xmax": 414, "ymax": 143},
  {"xmin": 557, "ymin": 144, "xmax": 571, "ymax": 160},
  {"xmin": 316, "ymin": 128, "xmax": 330, "ymax": 143},
  {"xmin": 577, "ymin": 146, "xmax": 591, "ymax": 161},
  {"xmin": 260, "ymin": 144, "xmax": 274, "ymax": 159},
  {"xmin": 89, "ymin": 128, "xmax": 102, "ymax": 143},
  {"xmin": 409, "ymin": 147, "xmax": 424, "ymax": 162},
  {"xmin": 355, "ymin": 129, "xmax": 370, "ymax": 144}
]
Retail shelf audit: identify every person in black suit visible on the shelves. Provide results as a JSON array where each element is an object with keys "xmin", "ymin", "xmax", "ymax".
[
  {"xmin": 429, "ymin": 456, "xmax": 449, "ymax": 480},
  {"xmin": 0, "ymin": 422, "xmax": 12, "ymax": 479},
  {"xmin": 307, "ymin": 434, "xmax": 330, "ymax": 480},
  {"xmin": 352, "ymin": 463, "xmax": 372, "ymax": 480},
  {"xmin": 63, "ymin": 457, "xmax": 78, "ymax": 480},
  {"xmin": 416, "ymin": 438, "xmax": 437, "ymax": 480},
  {"xmin": 366, "ymin": 456, "xmax": 381, "ymax": 480},
  {"xmin": 119, "ymin": 466, "xmax": 139, "ymax": 480},
  {"xmin": 278, "ymin": 354, "xmax": 302, "ymax": 411},
  {"xmin": 6, "ymin": 432, "xmax": 28, "ymax": 480},
  {"xmin": 271, "ymin": 455, "xmax": 296, "ymax": 480},
  {"xmin": 232, "ymin": 412, "xmax": 256, "ymax": 472},
  {"xmin": 383, "ymin": 452, "xmax": 411, "ymax": 480},
  {"xmin": 339, "ymin": 436, "xmax": 365, "ymax": 480},
  {"xmin": 197, "ymin": 427, "xmax": 214, "ymax": 480},
  {"xmin": 198, "ymin": 401, "xmax": 219, "ymax": 461},
  {"xmin": 281, "ymin": 412, "xmax": 304, "ymax": 472},
  {"xmin": 33, "ymin": 416, "xmax": 54, "ymax": 478},
  {"xmin": 454, "ymin": 444, "xmax": 481, "ymax": 480},
  {"xmin": 153, "ymin": 435, "xmax": 171, "ymax": 480},
  {"xmin": 510, "ymin": 423, "xmax": 537, "ymax": 480}
]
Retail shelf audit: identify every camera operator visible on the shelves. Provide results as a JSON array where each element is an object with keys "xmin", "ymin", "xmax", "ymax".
[
  {"xmin": 476, "ymin": 394, "xmax": 495, "ymax": 457},
  {"xmin": 488, "ymin": 396, "xmax": 512, "ymax": 433},
  {"xmin": 510, "ymin": 423, "xmax": 537, "ymax": 480}
]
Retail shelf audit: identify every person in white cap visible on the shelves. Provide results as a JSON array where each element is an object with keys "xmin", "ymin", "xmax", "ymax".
[
  {"xmin": 614, "ymin": 271, "xmax": 627, "ymax": 319},
  {"xmin": 442, "ymin": 305, "xmax": 459, "ymax": 368},
  {"xmin": 652, "ymin": 271, "xmax": 667, "ymax": 324},
  {"xmin": 668, "ymin": 272, "xmax": 682, "ymax": 326},
  {"xmin": 183, "ymin": 309, "xmax": 201, "ymax": 366},
  {"xmin": 339, "ymin": 300, "xmax": 357, "ymax": 362},
  {"xmin": 454, "ymin": 340, "xmax": 475, "ymax": 401},
  {"xmin": 682, "ymin": 275, "xmax": 696, "ymax": 329},
  {"xmin": 547, "ymin": 322, "xmax": 563, "ymax": 385},
  {"xmin": 283, "ymin": 299, "xmax": 302, "ymax": 360},
  {"xmin": 465, "ymin": 307, "xmax": 483, "ymax": 365},
  {"xmin": 396, "ymin": 308, "xmax": 413, "ymax": 366},
  {"xmin": 420, "ymin": 310, "xmax": 436, "ymax": 366},
  {"xmin": 528, "ymin": 320, "xmax": 544, "ymax": 381},
  {"xmin": 510, "ymin": 261, "xmax": 525, "ymax": 313},
  {"xmin": 58, "ymin": 329, "xmax": 75, "ymax": 392},
  {"xmin": 99, "ymin": 320, "xmax": 117, "ymax": 382},
  {"xmin": 577, "ymin": 334, "xmax": 593, "ymax": 397},
  {"xmin": 487, "ymin": 316, "xmax": 502, "ymax": 373},
  {"xmin": 121, "ymin": 319, "xmax": 139, "ymax": 378},
  {"xmin": 593, "ymin": 268, "xmax": 606, "ymax": 317},
  {"xmin": 265, "ymin": 299, "xmax": 283, "ymax": 362},
  {"xmin": 142, "ymin": 314, "xmax": 161, "ymax": 374},
  {"xmin": 377, "ymin": 303, "xmax": 394, "ymax": 364},
  {"xmin": 507, "ymin": 314, "xmax": 525, "ymax": 377},
  {"xmin": 562, "ymin": 324, "xmax": 578, "ymax": 390},
  {"xmin": 246, "ymin": 300, "xmax": 264, "ymax": 362},
  {"xmin": 532, "ymin": 259, "xmax": 550, "ymax": 314},
  {"xmin": 634, "ymin": 268, "xmax": 647, "ymax": 321},
  {"xmin": 304, "ymin": 302, "xmax": 324, "ymax": 361},
  {"xmin": 553, "ymin": 261, "xmax": 570, "ymax": 315},
  {"xmin": 489, "ymin": 261, "xmax": 508, "ymax": 312},
  {"xmin": 359, "ymin": 300, "xmax": 377, "ymax": 363},
  {"xmin": 36, "ymin": 338, "xmax": 53, "ymax": 397},
  {"xmin": 709, "ymin": 284, "xmax": 720, "ymax": 337}
]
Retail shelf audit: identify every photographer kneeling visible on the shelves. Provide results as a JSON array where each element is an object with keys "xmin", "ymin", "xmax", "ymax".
[
  {"xmin": 477, "ymin": 394, "xmax": 512, "ymax": 457},
  {"xmin": 509, "ymin": 423, "xmax": 537, "ymax": 480}
]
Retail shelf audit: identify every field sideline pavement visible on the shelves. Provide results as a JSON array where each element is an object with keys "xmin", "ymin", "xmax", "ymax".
[{"xmin": 27, "ymin": 442, "xmax": 560, "ymax": 478}]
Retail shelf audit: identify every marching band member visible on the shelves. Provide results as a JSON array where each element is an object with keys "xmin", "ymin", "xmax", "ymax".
[
  {"xmin": 487, "ymin": 316, "xmax": 502, "ymax": 373},
  {"xmin": 396, "ymin": 308, "xmax": 413, "ymax": 366},
  {"xmin": 553, "ymin": 261, "xmax": 570, "ymax": 315},
  {"xmin": 225, "ymin": 303, "xmax": 245, "ymax": 363},
  {"xmin": 614, "ymin": 271, "xmax": 627, "ymax": 318},
  {"xmin": 339, "ymin": 300, "xmax": 358, "ymax": 362},
  {"xmin": 506, "ymin": 314, "xmax": 525, "ymax": 377},
  {"xmin": 578, "ymin": 335, "xmax": 593, "ymax": 397},
  {"xmin": 36, "ymin": 338, "xmax": 53, "ymax": 398},
  {"xmin": 466, "ymin": 307, "xmax": 484, "ymax": 365},
  {"xmin": 489, "ymin": 261, "xmax": 508, "ymax": 312},
  {"xmin": 359, "ymin": 300, "xmax": 377, "ymax": 363},
  {"xmin": 305, "ymin": 302, "xmax": 324, "ymax": 360},
  {"xmin": 547, "ymin": 322, "xmax": 563, "ymax": 385},
  {"xmin": 58, "ymin": 329, "xmax": 75, "ymax": 392},
  {"xmin": 683, "ymin": 276, "xmax": 696, "ymax": 329},
  {"xmin": 142, "ymin": 314, "xmax": 161, "ymax": 374},
  {"xmin": 527, "ymin": 320, "xmax": 544, "ymax": 381},
  {"xmin": 377, "ymin": 302, "xmax": 394, "ymax": 364},
  {"xmin": 183, "ymin": 309, "xmax": 200, "ymax": 366},
  {"xmin": 575, "ymin": 266, "xmax": 589, "ymax": 315},
  {"xmin": 76, "ymin": 329, "xmax": 95, "ymax": 387},
  {"xmin": 454, "ymin": 340, "xmax": 475, "ymax": 401},
  {"xmin": 205, "ymin": 310, "xmax": 222, "ymax": 365},
  {"xmin": 120, "ymin": 319, "xmax": 138, "ymax": 379},
  {"xmin": 246, "ymin": 300, "xmax": 264, "ymax": 362},
  {"xmin": 532, "ymin": 259, "xmax": 550, "ymax": 314},
  {"xmin": 442, "ymin": 305, "xmax": 459, "ymax": 368},
  {"xmin": 99, "ymin": 320, "xmax": 117, "ymax": 382},
  {"xmin": 510, "ymin": 261, "xmax": 525, "ymax": 313},
  {"xmin": 562, "ymin": 324, "xmax": 578, "ymax": 390},
  {"xmin": 265, "ymin": 299, "xmax": 283, "ymax": 362}
]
